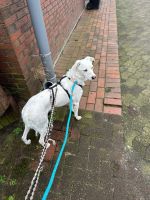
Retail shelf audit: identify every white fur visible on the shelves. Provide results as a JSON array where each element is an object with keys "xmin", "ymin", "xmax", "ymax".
[{"xmin": 21, "ymin": 56, "xmax": 96, "ymax": 147}]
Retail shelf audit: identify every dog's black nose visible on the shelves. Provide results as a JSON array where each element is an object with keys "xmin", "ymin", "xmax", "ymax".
[{"xmin": 92, "ymin": 75, "xmax": 96, "ymax": 80}]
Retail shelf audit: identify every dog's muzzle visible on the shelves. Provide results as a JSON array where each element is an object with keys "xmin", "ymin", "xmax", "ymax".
[{"xmin": 92, "ymin": 75, "xmax": 96, "ymax": 80}]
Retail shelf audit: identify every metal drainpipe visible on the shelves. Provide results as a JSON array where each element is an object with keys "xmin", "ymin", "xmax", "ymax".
[{"xmin": 27, "ymin": 0, "xmax": 57, "ymax": 84}]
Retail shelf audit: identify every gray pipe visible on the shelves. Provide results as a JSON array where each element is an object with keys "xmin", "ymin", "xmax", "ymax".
[{"xmin": 27, "ymin": 0, "xmax": 57, "ymax": 83}]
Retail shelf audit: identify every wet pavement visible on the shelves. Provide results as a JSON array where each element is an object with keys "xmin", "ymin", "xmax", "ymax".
[
  {"xmin": 117, "ymin": 0, "xmax": 150, "ymax": 172},
  {"xmin": 0, "ymin": 0, "xmax": 150, "ymax": 199}
]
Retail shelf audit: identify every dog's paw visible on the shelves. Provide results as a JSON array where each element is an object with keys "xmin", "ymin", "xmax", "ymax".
[
  {"xmin": 75, "ymin": 116, "xmax": 82, "ymax": 120},
  {"xmin": 22, "ymin": 137, "xmax": 31, "ymax": 145},
  {"xmin": 46, "ymin": 143, "xmax": 50, "ymax": 149}
]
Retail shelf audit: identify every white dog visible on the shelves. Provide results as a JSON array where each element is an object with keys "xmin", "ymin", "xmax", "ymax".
[{"xmin": 21, "ymin": 56, "xmax": 96, "ymax": 147}]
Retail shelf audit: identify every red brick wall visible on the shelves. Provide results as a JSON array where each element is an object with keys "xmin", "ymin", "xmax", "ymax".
[
  {"xmin": 0, "ymin": 11, "xmax": 30, "ymax": 100},
  {"xmin": 0, "ymin": 0, "xmax": 84, "ymax": 102}
]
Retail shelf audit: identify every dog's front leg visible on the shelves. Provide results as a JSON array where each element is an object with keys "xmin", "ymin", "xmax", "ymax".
[{"xmin": 73, "ymin": 102, "xmax": 82, "ymax": 120}]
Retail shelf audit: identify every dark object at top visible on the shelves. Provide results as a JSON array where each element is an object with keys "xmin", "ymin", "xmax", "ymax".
[{"xmin": 86, "ymin": 0, "xmax": 100, "ymax": 10}]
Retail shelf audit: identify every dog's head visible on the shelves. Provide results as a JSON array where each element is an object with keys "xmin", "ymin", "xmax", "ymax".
[{"xmin": 73, "ymin": 56, "xmax": 96, "ymax": 81}]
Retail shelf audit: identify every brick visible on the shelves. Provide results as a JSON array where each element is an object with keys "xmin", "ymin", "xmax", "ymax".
[
  {"xmin": 105, "ymin": 92, "xmax": 121, "ymax": 99},
  {"xmin": 4, "ymin": 15, "xmax": 17, "ymax": 26},
  {"xmin": 101, "ymin": 52, "xmax": 107, "ymax": 57},
  {"xmin": 106, "ymin": 63, "xmax": 119, "ymax": 68},
  {"xmin": 7, "ymin": 23, "xmax": 17, "ymax": 34},
  {"xmin": 104, "ymin": 106, "xmax": 122, "ymax": 115},
  {"xmin": 111, "ymin": 87, "xmax": 121, "ymax": 93},
  {"xmin": 87, "ymin": 92, "xmax": 96, "ymax": 104},
  {"xmin": 106, "ymin": 70, "xmax": 119, "ymax": 75},
  {"xmin": 86, "ymin": 80, "xmax": 92, "ymax": 86},
  {"xmin": 92, "ymin": 45, "xmax": 96, "ymax": 50},
  {"xmin": 104, "ymin": 98, "xmax": 122, "ymax": 106},
  {"xmin": 16, "ymin": 16, "xmax": 28, "ymax": 29},
  {"xmin": 107, "ymin": 60, "xmax": 119, "ymax": 65},
  {"xmin": 95, "ymin": 53, "xmax": 100, "ymax": 59},
  {"xmin": 0, "ymin": 5, "xmax": 12, "ymax": 20},
  {"xmin": 106, "ymin": 78, "xmax": 120, "ymax": 83},
  {"xmin": 94, "ymin": 65, "xmax": 99, "ymax": 74},
  {"xmin": 106, "ymin": 73, "xmax": 120, "ymax": 79},
  {"xmin": 83, "ymin": 85, "xmax": 90, "ymax": 96},
  {"xmin": 105, "ymin": 82, "xmax": 120, "ymax": 88},
  {"xmin": 99, "ymin": 69, "xmax": 105, "ymax": 78},
  {"xmin": 0, "ymin": 55, "xmax": 17, "ymax": 62},
  {"xmin": 98, "ymin": 78, "xmax": 105, "ymax": 87},
  {"xmin": 100, "ymin": 56, "xmax": 107, "ymax": 63},
  {"xmin": 10, "ymin": 30, "xmax": 21, "ymax": 41},
  {"xmin": 97, "ymin": 88, "xmax": 104, "ymax": 98},
  {"xmin": 106, "ymin": 67, "xmax": 119, "ymax": 71},
  {"xmin": 44, "ymin": 144, "xmax": 56, "ymax": 161},
  {"xmin": 107, "ymin": 55, "xmax": 119, "ymax": 61},
  {"xmin": 21, "ymin": 21, "xmax": 31, "ymax": 33},
  {"xmin": 90, "ymin": 81, "xmax": 97, "ymax": 92},
  {"xmin": 16, "ymin": 8, "xmax": 28, "ymax": 19},
  {"xmin": 10, "ymin": 2, "xmax": 25, "ymax": 13},
  {"xmin": 51, "ymin": 130, "xmax": 64, "ymax": 141},
  {"xmin": 86, "ymin": 103, "xmax": 94, "ymax": 111},
  {"xmin": 100, "ymin": 63, "xmax": 106, "ymax": 70},
  {"xmin": 95, "ymin": 98, "xmax": 103, "ymax": 112},
  {"xmin": 79, "ymin": 97, "xmax": 87, "ymax": 109}
]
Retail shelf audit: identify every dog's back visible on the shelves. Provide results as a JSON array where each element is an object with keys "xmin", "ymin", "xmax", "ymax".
[{"xmin": 22, "ymin": 89, "xmax": 51, "ymax": 126}]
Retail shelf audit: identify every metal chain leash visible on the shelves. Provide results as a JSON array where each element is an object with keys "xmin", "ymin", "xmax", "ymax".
[{"xmin": 25, "ymin": 86, "xmax": 58, "ymax": 200}]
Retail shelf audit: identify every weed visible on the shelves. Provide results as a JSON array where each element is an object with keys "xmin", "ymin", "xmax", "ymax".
[
  {"xmin": 9, "ymin": 179, "xmax": 17, "ymax": 186},
  {"xmin": 0, "ymin": 175, "xmax": 6, "ymax": 184},
  {"xmin": 7, "ymin": 195, "xmax": 15, "ymax": 200},
  {"xmin": 105, "ymin": 87, "xmax": 111, "ymax": 93},
  {"xmin": 12, "ymin": 127, "xmax": 23, "ymax": 136},
  {"xmin": 0, "ymin": 175, "xmax": 17, "ymax": 186}
]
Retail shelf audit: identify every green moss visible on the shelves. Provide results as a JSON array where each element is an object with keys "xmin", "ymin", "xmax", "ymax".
[
  {"xmin": 123, "ymin": 94, "xmax": 136, "ymax": 106},
  {"xmin": 82, "ymin": 111, "xmax": 93, "ymax": 119},
  {"xmin": 9, "ymin": 179, "xmax": 17, "ymax": 186},
  {"xmin": 0, "ymin": 175, "xmax": 17, "ymax": 186},
  {"xmin": 4, "ymin": 134, "xmax": 16, "ymax": 147},
  {"xmin": 141, "ymin": 162, "xmax": 150, "ymax": 175},
  {"xmin": 125, "ymin": 78, "xmax": 136, "ymax": 87},
  {"xmin": 54, "ymin": 107, "xmax": 67, "ymax": 122},
  {"xmin": 7, "ymin": 195, "xmax": 15, "ymax": 200},
  {"xmin": 12, "ymin": 158, "xmax": 29, "ymax": 177},
  {"xmin": 125, "ymin": 131, "xmax": 138, "ymax": 148},
  {"xmin": 0, "ymin": 175, "xmax": 6, "ymax": 184},
  {"xmin": 105, "ymin": 87, "xmax": 111, "ymax": 93},
  {"xmin": 137, "ymin": 79, "xmax": 148, "ymax": 87},
  {"xmin": 12, "ymin": 127, "xmax": 23, "ymax": 136}
]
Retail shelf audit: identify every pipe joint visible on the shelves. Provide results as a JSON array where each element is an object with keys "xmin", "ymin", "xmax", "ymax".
[{"xmin": 40, "ymin": 52, "xmax": 52, "ymax": 58}]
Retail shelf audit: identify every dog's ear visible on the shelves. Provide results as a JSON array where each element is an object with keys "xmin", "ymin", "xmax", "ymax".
[
  {"xmin": 74, "ymin": 60, "xmax": 81, "ymax": 69},
  {"xmin": 85, "ymin": 56, "xmax": 95, "ymax": 63}
]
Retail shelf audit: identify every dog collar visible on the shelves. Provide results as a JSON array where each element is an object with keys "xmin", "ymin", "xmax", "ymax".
[
  {"xmin": 57, "ymin": 76, "xmax": 83, "ymax": 100},
  {"xmin": 66, "ymin": 76, "xmax": 83, "ymax": 89}
]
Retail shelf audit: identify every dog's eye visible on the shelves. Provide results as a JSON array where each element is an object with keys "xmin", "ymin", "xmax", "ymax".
[{"xmin": 84, "ymin": 69, "xmax": 88, "ymax": 72}]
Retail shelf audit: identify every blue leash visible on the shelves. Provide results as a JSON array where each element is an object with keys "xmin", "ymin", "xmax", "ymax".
[{"xmin": 42, "ymin": 81, "xmax": 78, "ymax": 200}]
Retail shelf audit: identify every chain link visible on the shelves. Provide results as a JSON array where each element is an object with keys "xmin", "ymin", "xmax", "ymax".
[{"xmin": 25, "ymin": 86, "xmax": 58, "ymax": 200}]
